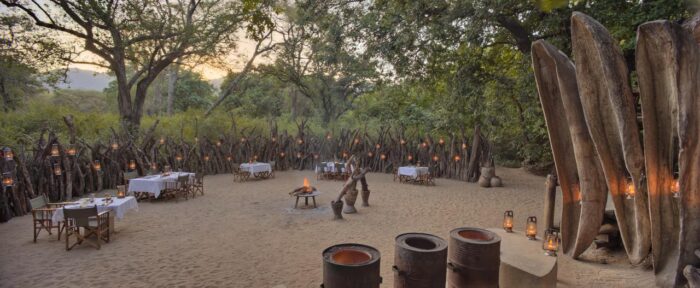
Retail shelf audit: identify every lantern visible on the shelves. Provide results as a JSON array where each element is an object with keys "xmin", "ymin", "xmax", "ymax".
[
  {"xmin": 526, "ymin": 216, "xmax": 537, "ymax": 240},
  {"xmin": 2, "ymin": 172, "xmax": 13, "ymax": 187},
  {"xmin": 128, "ymin": 160, "xmax": 136, "ymax": 171},
  {"xmin": 407, "ymin": 155, "xmax": 413, "ymax": 161},
  {"xmin": 93, "ymin": 160, "xmax": 102, "ymax": 171},
  {"xmin": 271, "ymin": 137, "xmax": 277, "ymax": 142},
  {"xmin": 625, "ymin": 178, "xmax": 635, "ymax": 199},
  {"xmin": 672, "ymin": 178, "xmax": 680, "ymax": 198},
  {"xmin": 216, "ymin": 140, "xmax": 222, "ymax": 147},
  {"xmin": 111, "ymin": 142, "xmax": 119, "ymax": 150},
  {"xmin": 432, "ymin": 155, "xmax": 439, "ymax": 162},
  {"xmin": 226, "ymin": 155, "xmax": 233, "ymax": 161},
  {"xmin": 116, "ymin": 185, "xmax": 126, "ymax": 199},
  {"xmin": 314, "ymin": 154, "xmax": 319, "ymax": 159},
  {"xmin": 400, "ymin": 139, "xmax": 406, "ymax": 145},
  {"xmin": 421, "ymin": 142, "xmax": 428, "ymax": 148},
  {"xmin": 375, "ymin": 143, "xmax": 381, "ymax": 149},
  {"xmin": 3, "ymin": 147, "xmax": 13, "ymax": 161},
  {"xmin": 454, "ymin": 155, "xmax": 461, "ymax": 162},
  {"xmin": 159, "ymin": 137, "xmax": 165, "ymax": 145},
  {"xmin": 240, "ymin": 137, "xmax": 247, "ymax": 143},
  {"xmin": 380, "ymin": 154, "xmax": 386, "ymax": 160},
  {"xmin": 53, "ymin": 163, "xmax": 62, "ymax": 176},
  {"xmin": 51, "ymin": 144, "xmax": 60, "ymax": 157},
  {"xmin": 438, "ymin": 138, "xmax": 445, "ymax": 145},
  {"xmin": 326, "ymin": 133, "xmax": 332, "ymax": 140},
  {"xmin": 542, "ymin": 229, "xmax": 560, "ymax": 256},
  {"xmin": 195, "ymin": 137, "xmax": 199, "ymax": 142},
  {"xmin": 342, "ymin": 152, "xmax": 349, "ymax": 159},
  {"xmin": 367, "ymin": 152, "xmax": 374, "ymax": 157},
  {"xmin": 175, "ymin": 154, "xmax": 183, "ymax": 162},
  {"xmin": 204, "ymin": 155, "xmax": 210, "ymax": 161},
  {"xmin": 253, "ymin": 155, "xmax": 258, "ymax": 161},
  {"xmin": 296, "ymin": 152, "xmax": 302, "ymax": 158},
  {"xmin": 66, "ymin": 145, "xmax": 76, "ymax": 156},
  {"xmin": 297, "ymin": 138, "xmax": 304, "ymax": 145},
  {"xmin": 503, "ymin": 210, "xmax": 514, "ymax": 232},
  {"xmin": 150, "ymin": 162, "xmax": 157, "ymax": 171},
  {"xmin": 354, "ymin": 138, "xmax": 360, "ymax": 145},
  {"xmin": 280, "ymin": 152, "xmax": 286, "ymax": 158},
  {"xmin": 462, "ymin": 143, "xmax": 468, "ymax": 150}
]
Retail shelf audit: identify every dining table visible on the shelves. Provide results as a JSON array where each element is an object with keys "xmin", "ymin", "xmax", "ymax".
[
  {"xmin": 52, "ymin": 196, "xmax": 139, "ymax": 233},
  {"xmin": 127, "ymin": 172, "xmax": 194, "ymax": 198}
]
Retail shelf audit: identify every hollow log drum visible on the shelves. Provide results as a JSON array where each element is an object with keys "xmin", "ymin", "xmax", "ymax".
[
  {"xmin": 447, "ymin": 227, "xmax": 501, "ymax": 288},
  {"xmin": 322, "ymin": 243, "xmax": 382, "ymax": 288},
  {"xmin": 394, "ymin": 233, "xmax": 448, "ymax": 288}
]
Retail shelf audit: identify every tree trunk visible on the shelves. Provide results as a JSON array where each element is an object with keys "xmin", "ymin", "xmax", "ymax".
[{"xmin": 167, "ymin": 64, "xmax": 179, "ymax": 115}]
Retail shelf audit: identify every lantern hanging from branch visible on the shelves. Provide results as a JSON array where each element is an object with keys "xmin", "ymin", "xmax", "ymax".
[
  {"xmin": 296, "ymin": 152, "xmax": 302, "ymax": 159},
  {"xmin": 66, "ymin": 145, "xmax": 76, "ymax": 156},
  {"xmin": 128, "ymin": 160, "xmax": 136, "ymax": 171},
  {"xmin": 367, "ymin": 152, "xmax": 373, "ymax": 157},
  {"xmin": 216, "ymin": 140, "xmax": 222, "ymax": 147},
  {"xmin": 297, "ymin": 138, "xmax": 304, "ymax": 145},
  {"xmin": 503, "ymin": 210, "xmax": 514, "ymax": 232},
  {"xmin": 314, "ymin": 154, "xmax": 319, "ymax": 159},
  {"xmin": 280, "ymin": 152, "xmax": 286, "ymax": 158},
  {"xmin": 354, "ymin": 138, "xmax": 360, "ymax": 145},
  {"xmin": 51, "ymin": 144, "xmax": 60, "ymax": 157},
  {"xmin": 226, "ymin": 155, "xmax": 233, "ymax": 161},
  {"xmin": 407, "ymin": 155, "xmax": 413, "ymax": 161},
  {"xmin": 454, "ymin": 155, "xmax": 461, "ymax": 162},
  {"xmin": 111, "ymin": 142, "xmax": 119, "ymax": 150},
  {"xmin": 400, "ymin": 139, "xmax": 406, "ymax": 145},
  {"xmin": 150, "ymin": 162, "xmax": 157, "ymax": 171},
  {"xmin": 438, "ymin": 138, "xmax": 445, "ymax": 145},
  {"xmin": 53, "ymin": 163, "xmax": 62, "ymax": 176},
  {"xmin": 159, "ymin": 137, "xmax": 165, "ymax": 145},
  {"xmin": 625, "ymin": 178, "xmax": 635, "ymax": 199},
  {"xmin": 2, "ymin": 172, "xmax": 14, "ymax": 187},
  {"xmin": 542, "ymin": 229, "xmax": 560, "ymax": 256},
  {"xmin": 240, "ymin": 137, "xmax": 247, "ymax": 143},
  {"xmin": 271, "ymin": 136, "xmax": 277, "ymax": 142},
  {"xmin": 326, "ymin": 133, "xmax": 332, "ymax": 140},
  {"xmin": 175, "ymin": 154, "xmax": 183, "ymax": 162},
  {"xmin": 93, "ymin": 160, "xmax": 101, "ymax": 171},
  {"xmin": 526, "ymin": 216, "xmax": 537, "ymax": 240},
  {"xmin": 380, "ymin": 154, "xmax": 386, "ymax": 161},
  {"xmin": 432, "ymin": 155, "xmax": 439, "ymax": 162},
  {"xmin": 3, "ymin": 147, "xmax": 13, "ymax": 161},
  {"xmin": 462, "ymin": 143, "xmax": 468, "ymax": 150},
  {"xmin": 421, "ymin": 142, "xmax": 428, "ymax": 148},
  {"xmin": 204, "ymin": 155, "xmax": 210, "ymax": 162},
  {"xmin": 375, "ymin": 143, "xmax": 381, "ymax": 149}
]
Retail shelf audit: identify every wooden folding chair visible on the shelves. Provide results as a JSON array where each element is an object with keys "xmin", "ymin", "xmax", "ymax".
[
  {"xmin": 30, "ymin": 195, "xmax": 71, "ymax": 243},
  {"xmin": 177, "ymin": 175, "xmax": 192, "ymax": 200},
  {"xmin": 63, "ymin": 206, "xmax": 110, "ymax": 250},
  {"xmin": 192, "ymin": 173, "xmax": 204, "ymax": 196}
]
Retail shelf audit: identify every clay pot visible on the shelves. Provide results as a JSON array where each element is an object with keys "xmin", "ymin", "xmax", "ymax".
[
  {"xmin": 343, "ymin": 189, "xmax": 359, "ymax": 214},
  {"xmin": 478, "ymin": 176, "xmax": 491, "ymax": 188},
  {"xmin": 490, "ymin": 176, "xmax": 503, "ymax": 187},
  {"xmin": 331, "ymin": 200, "xmax": 344, "ymax": 220},
  {"xmin": 361, "ymin": 190, "xmax": 370, "ymax": 207}
]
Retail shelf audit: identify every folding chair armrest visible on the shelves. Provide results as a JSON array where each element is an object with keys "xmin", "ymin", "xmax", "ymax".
[{"xmin": 97, "ymin": 210, "xmax": 111, "ymax": 217}]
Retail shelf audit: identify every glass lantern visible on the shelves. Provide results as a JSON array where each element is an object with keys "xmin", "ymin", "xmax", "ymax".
[
  {"xmin": 438, "ymin": 138, "xmax": 445, "ymax": 145},
  {"xmin": 503, "ymin": 210, "xmax": 514, "ymax": 232},
  {"xmin": 159, "ymin": 137, "xmax": 165, "ymax": 145},
  {"xmin": 93, "ymin": 160, "xmax": 102, "ymax": 171},
  {"xmin": 407, "ymin": 155, "xmax": 413, "ymax": 161},
  {"xmin": 375, "ymin": 143, "xmax": 381, "ymax": 149},
  {"xmin": 204, "ymin": 155, "xmax": 210, "ymax": 161},
  {"xmin": 380, "ymin": 154, "xmax": 386, "ymax": 160},
  {"xmin": 53, "ymin": 163, "xmax": 62, "ymax": 176},
  {"xmin": 400, "ymin": 139, "xmax": 406, "ymax": 145},
  {"xmin": 542, "ymin": 229, "xmax": 560, "ymax": 256},
  {"xmin": 66, "ymin": 145, "xmax": 77, "ymax": 157},
  {"xmin": 111, "ymin": 142, "xmax": 119, "ymax": 150},
  {"xmin": 526, "ymin": 216, "xmax": 537, "ymax": 240},
  {"xmin": 51, "ymin": 144, "xmax": 60, "ymax": 157},
  {"xmin": 116, "ymin": 185, "xmax": 126, "ymax": 198},
  {"xmin": 367, "ymin": 152, "xmax": 374, "ymax": 157},
  {"xmin": 2, "ymin": 172, "xmax": 14, "ymax": 187},
  {"xmin": 280, "ymin": 152, "xmax": 286, "ymax": 158},
  {"xmin": 454, "ymin": 155, "xmax": 461, "ymax": 162},
  {"xmin": 3, "ymin": 147, "xmax": 13, "ymax": 161},
  {"xmin": 128, "ymin": 160, "xmax": 136, "ymax": 171}
]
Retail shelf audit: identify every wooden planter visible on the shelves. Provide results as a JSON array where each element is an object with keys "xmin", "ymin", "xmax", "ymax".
[
  {"xmin": 322, "ymin": 243, "xmax": 382, "ymax": 288},
  {"xmin": 393, "ymin": 232, "xmax": 448, "ymax": 288},
  {"xmin": 447, "ymin": 227, "xmax": 501, "ymax": 288}
]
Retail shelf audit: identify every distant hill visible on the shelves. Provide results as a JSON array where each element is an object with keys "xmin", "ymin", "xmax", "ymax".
[{"xmin": 56, "ymin": 68, "xmax": 113, "ymax": 91}]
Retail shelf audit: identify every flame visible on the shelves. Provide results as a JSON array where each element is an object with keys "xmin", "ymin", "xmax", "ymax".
[{"xmin": 303, "ymin": 177, "xmax": 311, "ymax": 192}]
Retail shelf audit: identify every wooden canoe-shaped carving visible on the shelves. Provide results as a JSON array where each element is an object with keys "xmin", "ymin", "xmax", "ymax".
[
  {"xmin": 571, "ymin": 12, "xmax": 651, "ymax": 264},
  {"xmin": 532, "ymin": 40, "xmax": 607, "ymax": 257}
]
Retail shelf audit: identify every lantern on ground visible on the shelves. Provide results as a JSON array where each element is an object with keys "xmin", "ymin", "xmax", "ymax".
[
  {"xmin": 3, "ymin": 147, "xmax": 13, "ymax": 161},
  {"xmin": 117, "ymin": 185, "xmax": 126, "ymax": 199},
  {"xmin": 454, "ymin": 155, "xmax": 461, "ymax": 162},
  {"xmin": 438, "ymin": 138, "xmax": 445, "ymax": 145},
  {"xmin": 380, "ymin": 154, "xmax": 386, "ymax": 161},
  {"xmin": 111, "ymin": 142, "xmax": 119, "ymax": 150},
  {"xmin": 93, "ymin": 160, "xmax": 102, "ymax": 172},
  {"xmin": 367, "ymin": 152, "xmax": 373, "ymax": 157},
  {"xmin": 128, "ymin": 160, "xmax": 136, "ymax": 171},
  {"xmin": 53, "ymin": 163, "xmax": 62, "ymax": 176},
  {"xmin": 2, "ymin": 172, "xmax": 14, "ymax": 187},
  {"xmin": 503, "ymin": 210, "xmax": 514, "ymax": 232},
  {"xmin": 526, "ymin": 216, "xmax": 537, "ymax": 240},
  {"xmin": 625, "ymin": 178, "xmax": 635, "ymax": 199},
  {"xmin": 51, "ymin": 144, "xmax": 60, "ymax": 157},
  {"xmin": 672, "ymin": 177, "xmax": 680, "ymax": 198},
  {"xmin": 542, "ymin": 229, "xmax": 560, "ymax": 256},
  {"xmin": 66, "ymin": 145, "xmax": 76, "ymax": 157}
]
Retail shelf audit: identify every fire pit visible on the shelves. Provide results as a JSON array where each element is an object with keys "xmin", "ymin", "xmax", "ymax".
[
  {"xmin": 290, "ymin": 178, "xmax": 321, "ymax": 209},
  {"xmin": 322, "ymin": 243, "xmax": 382, "ymax": 288}
]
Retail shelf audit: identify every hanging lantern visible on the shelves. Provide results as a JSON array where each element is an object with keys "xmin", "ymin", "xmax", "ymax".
[
  {"xmin": 380, "ymin": 154, "xmax": 386, "ymax": 161},
  {"xmin": 407, "ymin": 155, "xmax": 413, "ymax": 161},
  {"xmin": 454, "ymin": 155, "xmax": 461, "ymax": 162},
  {"xmin": 438, "ymin": 138, "xmax": 445, "ymax": 145},
  {"xmin": 400, "ymin": 139, "xmax": 406, "ymax": 145},
  {"xmin": 2, "ymin": 172, "xmax": 14, "ymax": 187},
  {"xmin": 175, "ymin": 154, "xmax": 183, "ymax": 162},
  {"xmin": 342, "ymin": 152, "xmax": 349, "ymax": 159},
  {"xmin": 226, "ymin": 155, "xmax": 233, "ymax": 161},
  {"xmin": 421, "ymin": 142, "xmax": 428, "ymax": 148},
  {"xmin": 51, "ymin": 144, "xmax": 60, "ymax": 157},
  {"xmin": 53, "ymin": 163, "xmax": 62, "ymax": 176},
  {"xmin": 672, "ymin": 177, "xmax": 680, "ymax": 198},
  {"xmin": 542, "ymin": 229, "xmax": 560, "ymax": 256},
  {"xmin": 150, "ymin": 162, "xmax": 157, "ymax": 171},
  {"xmin": 253, "ymin": 155, "xmax": 258, "ymax": 161},
  {"xmin": 271, "ymin": 137, "xmax": 277, "ymax": 143},
  {"xmin": 66, "ymin": 145, "xmax": 77, "ymax": 156},
  {"xmin": 159, "ymin": 137, "xmax": 165, "ymax": 145},
  {"xmin": 280, "ymin": 152, "xmax": 286, "ymax": 158},
  {"xmin": 216, "ymin": 140, "xmax": 222, "ymax": 147},
  {"xmin": 462, "ymin": 143, "xmax": 468, "ymax": 150},
  {"xmin": 204, "ymin": 155, "xmax": 210, "ymax": 161},
  {"xmin": 296, "ymin": 152, "xmax": 302, "ymax": 158},
  {"xmin": 625, "ymin": 178, "xmax": 635, "ymax": 199},
  {"xmin": 326, "ymin": 133, "xmax": 332, "ymax": 140},
  {"xmin": 297, "ymin": 138, "xmax": 304, "ymax": 145},
  {"xmin": 93, "ymin": 160, "xmax": 102, "ymax": 171},
  {"xmin": 3, "ymin": 147, "xmax": 13, "ymax": 161},
  {"xmin": 354, "ymin": 138, "xmax": 360, "ymax": 145},
  {"xmin": 314, "ymin": 154, "xmax": 319, "ymax": 159},
  {"xmin": 116, "ymin": 185, "xmax": 126, "ymax": 199},
  {"xmin": 240, "ymin": 137, "xmax": 247, "ymax": 143},
  {"xmin": 111, "ymin": 142, "xmax": 119, "ymax": 150},
  {"xmin": 503, "ymin": 210, "xmax": 514, "ymax": 232},
  {"xmin": 526, "ymin": 216, "xmax": 537, "ymax": 240},
  {"xmin": 432, "ymin": 155, "xmax": 439, "ymax": 162},
  {"xmin": 367, "ymin": 152, "xmax": 374, "ymax": 157},
  {"xmin": 128, "ymin": 160, "xmax": 136, "ymax": 171},
  {"xmin": 195, "ymin": 137, "xmax": 199, "ymax": 142},
  {"xmin": 375, "ymin": 143, "xmax": 381, "ymax": 149}
]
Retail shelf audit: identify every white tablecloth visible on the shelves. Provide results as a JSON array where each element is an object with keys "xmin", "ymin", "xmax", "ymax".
[
  {"xmin": 52, "ymin": 196, "xmax": 138, "ymax": 224},
  {"xmin": 128, "ymin": 172, "xmax": 194, "ymax": 198},
  {"xmin": 316, "ymin": 162, "xmax": 346, "ymax": 173},
  {"xmin": 240, "ymin": 163, "xmax": 272, "ymax": 174},
  {"xmin": 398, "ymin": 166, "xmax": 430, "ymax": 179}
]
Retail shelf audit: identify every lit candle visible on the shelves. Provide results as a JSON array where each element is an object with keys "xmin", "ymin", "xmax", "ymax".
[
  {"xmin": 2, "ymin": 172, "xmax": 13, "ymax": 187},
  {"xmin": 625, "ymin": 179, "xmax": 635, "ymax": 199},
  {"xmin": 526, "ymin": 216, "xmax": 537, "ymax": 240},
  {"xmin": 503, "ymin": 210, "xmax": 514, "ymax": 232},
  {"xmin": 93, "ymin": 160, "xmax": 101, "ymax": 171}
]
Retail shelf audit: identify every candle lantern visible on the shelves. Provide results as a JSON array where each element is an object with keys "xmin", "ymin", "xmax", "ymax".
[
  {"xmin": 375, "ymin": 143, "xmax": 381, "ymax": 149},
  {"xmin": 367, "ymin": 152, "xmax": 373, "ymax": 157},
  {"xmin": 380, "ymin": 154, "xmax": 386, "ymax": 160},
  {"xmin": 354, "ymin": 138, "xmax": 360, "ymax": 145},
  {"xmin": 438, "ymin": 138, "xmax": 445, "ymax": 145},
  {"xmin": 314, "ymin": 154, "xmax": 319, "ymax": 159},
  {"xmin": 116, "ymin": 185, "xmax": 126, "ymax": 199},
  {"xmin": 111, "ymin": 142, "xmax": 119, "ymax": 150},
  {"xmin": 53, "ymin": 163, "xmax": 62, "ymax": 176},
  {"xmin": 432, "ymin": 155, "xmax": 439, "ymax": 162},
  {"xmin": 526, "ymin": 216, "xmax": 537, "ymax": 240},
  {"xmin": 462, "ymin": 143, "xmax": 468, "ymax": 150},
  {"xmin": 407, "ymin": 155, "xmax": 413, "ymax": 161},
  {"xmin": 253, "ymin": 155, "xmax": 258, "ymax": 161},
  {"xmin": 672, "ymin": 177, "xmax": 680, "ymax": 198},
  {"xmin": 271, "ymin": 137, "xmax": 277, "ymax": 142},
  {"xmin": 400, "ymin": 139, "xmax": 406, "ymax": 145},
  {"xmin": 296, "ymin": 152, "xmax": 302, "ymax": 158},
  {"xmin": 421, "ymin": 142, "xmax": 428, "ymax": 148},
  {"xmin": 2, "ymin": 172, "xmax": 14, "ymax": 187},
  {"xmin": 326, "ymin": 133, "xmax": 332, "ymax": 140},
  {"xmin": 625, "ymin": 178, "xmax": 635, "ymax": 199},
  {"xmin": 454, "ymin": 155, "xmax": 461, "ymax": 162},
  {"xmin": 216, "ymin": 140, "xmax": 222, "ymax": 147},
  {"xmin": 297, "ymin": 138, "xmax": 304, "ymax": 145},
  {"xmin": 542, "ymin": 229, "xmax": 560, "ymax": 256},
  {"xmin": 66, "ymin": 145, "xmax": 77, "ymax": 156},
  {"xmin": 51, "ymin": 144, "xmax": 60, "ymax": 157},
  {"xmin": 226, "ymin": 155, "xmax": 233, "ymax": 161},
  {"xmin": 240, "ymin": 137, "xmax": 247, "ymax": 143},
  {"xmin": 93, "ymin": 160, "xmax": 102, "ymax": 171},
  {"xmin": 175, "ymin": 154, "xmax": 183, "ymax": 162},
  {"xmin": 128, "ymin": 160, "xmax": 136, "ymax": 171},
  {"xmin": 280, "ymin": 152, "xmax": 286, "ymax": 158},
  {"xmin": 503, "ymin": 210, "xmax": 514, "ymax": 232},
  {"xmin": 204, "ymin": 155, "xmax": 210, "ymax": 161},
  {"xmin": 3, "ymin": 147, "xmax": 13, "ymax": 161},
  {"xmin": 159, "ymin": 137, "xmax": 165, "ymax": 145}
]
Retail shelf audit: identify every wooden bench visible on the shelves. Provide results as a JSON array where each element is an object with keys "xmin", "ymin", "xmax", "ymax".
[{"xmin": 487, "ymin": 228, "xmax": 558, "ymax": 288}]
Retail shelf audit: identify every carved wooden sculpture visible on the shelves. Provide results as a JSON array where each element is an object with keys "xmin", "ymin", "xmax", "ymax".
[{"xmin": 533, "ymin": 12, "xmax": 700, "ymax": 287}]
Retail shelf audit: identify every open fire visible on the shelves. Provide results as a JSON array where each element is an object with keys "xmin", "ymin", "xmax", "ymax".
[{"xmin": 290, "ymin": 177, "xmax": 317, "ymax": 196}]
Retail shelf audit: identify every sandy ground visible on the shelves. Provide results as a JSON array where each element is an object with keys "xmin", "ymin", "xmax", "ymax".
[{"xmin": 0, "ymin": 168, "xmax": 655, "ymax": 288}]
